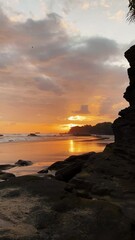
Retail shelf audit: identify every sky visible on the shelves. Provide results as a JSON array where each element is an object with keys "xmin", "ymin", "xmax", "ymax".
[{"xmin": 0, "ymin": 0, "xmax": 135, "ymax": 133}]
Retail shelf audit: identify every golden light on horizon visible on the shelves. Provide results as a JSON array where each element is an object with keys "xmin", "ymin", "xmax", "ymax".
[
  {"xmin": 68, "ymin": 115, "xmax": 86, "ymax": 121},
  {"xmin": 59, "ymin": 123, "xmax": 81, "ymax": 132}
]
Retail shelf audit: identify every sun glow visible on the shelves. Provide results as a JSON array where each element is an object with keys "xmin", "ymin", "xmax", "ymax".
[
  {"xmin": 68, "ymin": 115, "xmax": 86, "ymax": 121},
  {"xmin": 60, "ymin": 123, "xmax": 81, "ymax": 132}
]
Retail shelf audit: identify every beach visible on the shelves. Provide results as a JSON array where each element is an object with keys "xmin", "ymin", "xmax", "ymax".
[{"xmin": 0, "ymin": 134, "xmax": 114, "ymax": 176}]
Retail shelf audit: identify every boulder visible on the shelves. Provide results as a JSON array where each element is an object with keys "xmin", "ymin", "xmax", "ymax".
[
  {"xmin": 55, "ymin": 161, "xmax": 83, "ymax": 181},
  {"xmin": 39, "ymin": 152, "xmax": 95, "ymax": 181},
  {"xmin": 0, "ymin": 172, "xmax": 15, "ymax": 181},
  {"xmin": 15, "ymin": 159, "xmax": 33, "ymax": 166}
]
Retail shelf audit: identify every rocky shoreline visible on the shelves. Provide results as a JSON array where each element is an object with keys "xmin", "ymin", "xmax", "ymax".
[
  {"xmin": 0, "ymin": 46, "xmax": 135, "ymax": 240},
  {"xmin": 0, "ymin": 144, "xmax": 135, "ymax": 240}
]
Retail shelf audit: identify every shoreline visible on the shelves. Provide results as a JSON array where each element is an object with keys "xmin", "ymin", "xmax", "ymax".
[
  {"xmin": 0, "ymin": 135, "xmax": 114, "ymax": 177},
  {"xmin": 0, "ymin": 145, "xmax": 135, "ymax": 240},
  {"xmin": 0, "ymin": 134, "xmax": 114, "ymax": 145}
]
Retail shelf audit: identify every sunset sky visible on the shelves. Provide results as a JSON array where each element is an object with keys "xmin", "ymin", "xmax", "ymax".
[{"xmin": 0, "ymin": 0, "xmax": 135, "ymax": 133}]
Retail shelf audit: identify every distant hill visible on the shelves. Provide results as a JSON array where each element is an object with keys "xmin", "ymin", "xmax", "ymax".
[{"xmin": 68, "ymin": 122, "xmax": 113, "ymax": 136}]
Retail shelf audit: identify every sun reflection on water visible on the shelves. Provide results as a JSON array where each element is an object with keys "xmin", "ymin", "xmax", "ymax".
[
  {"xmin": 69, "ymin": 140, "xmax": 75, "ymax": 153},
  {"xmin": 69, "ymin": 139, "xmax": 88, "ymax": 153}
]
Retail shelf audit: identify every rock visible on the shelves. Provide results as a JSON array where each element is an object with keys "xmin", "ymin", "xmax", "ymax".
[
  {"xmin": 0, "ymin": 172, "xmax": 134, "ymax": 240},
  {"xmin": 15, "ymin": 159, "xmax": 33, "ymax": 166},
  {"xmin": 28, "ymin": 133, "xmax": 38, "ymax": 137},
  {"xmin": 55, "ymin": 161, "xmax": 83, "ymax": 181},
  {"xmin": 39, "ymin": 152, "xmax": 95, "ymax": 182},
  {"xmin": 125, "ymin": 45, "xmax": 135, "ymax": 67},
  {"xmin": 28, "ymin": 210, "xmax": 57, "ymax": 230},
  {"xmin": 112, "ymin": 45, "xmax": 135, "ymax": 162},
  {"xmin": 47, "ymin": 152, "xmax": 95, "ymax": 171},
  {"xmin": 3, "ymin": 189, "xmax": 21, "ymax": 198},
  {"xmin": 38, "ymin": 168, "xmax": 48, "ymax": 174},
  {"xmin": 51, "ymin": 199, "xmax": 132, "ymax": 240},
  {"xmin": 48, "ymin": 160, "xmax": 68, "ymax": 171},
  {"xmin": 0, "ymin": 172, "xmax": 15, "ymax": 181},
  {"xmin": 0, "ymin": 164, "xmax": 15, "ymax": 171}
]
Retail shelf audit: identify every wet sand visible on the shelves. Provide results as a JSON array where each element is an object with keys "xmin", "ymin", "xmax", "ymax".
[{"xmin": 0, "ymin": 135, "xmax": 114, "ymax": 176}]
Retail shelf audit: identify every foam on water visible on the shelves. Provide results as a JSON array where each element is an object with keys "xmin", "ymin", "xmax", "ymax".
[{"xmin": 0, "ymin": 133, "xmax": 62, "ymax": 143}]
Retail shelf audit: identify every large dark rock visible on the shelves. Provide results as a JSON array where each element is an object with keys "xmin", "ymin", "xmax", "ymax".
[
  {"xmin": 39, "ymin": 152, "xmax": 95, "ymax": 181},
  {"xmin": 55, "ymin": 161, "xmax": 83, "ymax": 181},
  {"xmin": 112, "ymin": 45, "xmax": 135, "ymax": 160},
  {"xmin": 125, "ymin": 45, "xmax": 135, "ymax": 67}
]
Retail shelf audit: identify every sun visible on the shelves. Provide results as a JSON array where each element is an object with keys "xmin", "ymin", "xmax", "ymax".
[{"xmin": 68, "ymin": 115, "xmax": 86, "ymax": 121}]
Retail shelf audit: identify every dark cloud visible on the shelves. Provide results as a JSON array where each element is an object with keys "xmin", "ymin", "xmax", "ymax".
[
  {"xmin": 73, "ymin": 105, "xmax": 90, "ymax": 114},
  {"xmin": 34, "ymin": 76, "xmax": 64, "ymax": 95}
]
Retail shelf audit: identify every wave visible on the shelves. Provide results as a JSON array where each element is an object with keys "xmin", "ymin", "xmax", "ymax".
[{"xmin": 0, "ymin": 133, "xmax": 66, "ymax": 143}]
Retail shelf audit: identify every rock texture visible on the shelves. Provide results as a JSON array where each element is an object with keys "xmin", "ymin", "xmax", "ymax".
[{"xmin": 0, "ymin": 175, "xmax": 133, "ymax": 240}]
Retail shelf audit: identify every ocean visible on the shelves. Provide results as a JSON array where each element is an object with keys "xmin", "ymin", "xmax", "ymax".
[{"xmin": 0, "ymin": 134, "xmax": 114, "ymax": 176}]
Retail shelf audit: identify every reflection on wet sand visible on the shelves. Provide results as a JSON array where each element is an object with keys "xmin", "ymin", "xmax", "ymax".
[{"xmin": 0, "ymin": 136, "xmax": 114, "ymax": 176}]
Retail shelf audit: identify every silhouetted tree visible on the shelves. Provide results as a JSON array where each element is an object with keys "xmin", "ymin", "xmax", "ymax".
[{"xmin": 128, "ymin": 0, "xmax": 135, "ymax": 22}]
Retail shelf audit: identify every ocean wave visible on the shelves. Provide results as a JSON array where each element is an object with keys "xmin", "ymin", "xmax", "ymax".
[{"xmin": 0, "ymin": 133, "xmax": 70, "ymax": 143}]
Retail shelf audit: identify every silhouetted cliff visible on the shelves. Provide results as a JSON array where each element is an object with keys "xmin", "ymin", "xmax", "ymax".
[{"xmin": 68, "ymin": 122, "xmax": 113, "ymax": 135}]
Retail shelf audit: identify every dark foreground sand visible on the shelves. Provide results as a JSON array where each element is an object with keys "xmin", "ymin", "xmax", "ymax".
[{"xmin": 0, "ymin": 146, "xmax": 135, "ymax": 240}]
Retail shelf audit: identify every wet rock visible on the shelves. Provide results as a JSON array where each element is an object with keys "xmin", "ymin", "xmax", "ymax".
[
  {"xmin": 55, "ymin": 162, "xmax": 84, "ymax": 181},
  {"xmin": 0, "ymin": 164, "xmax": 15, "ymax": 171},
  {"xmin": 48, "ymin": 152, "xmax": 95, "ymax": 171},
  {"xmin": 15, "ymin": 159, "xmax": 33, "ymax": 166},
  {"xmin": 0, "ymin": 172, "xmax": 15, "ymax": 181},
  {"xmin": 39, "ymin": 152, "xmax": 95, "ymax": 181},
  {"xmin": 28, "ymin": 133, "xmax": 38, "ymax": 137},
  {"xmin": 38, "ymin": 168, "xmax": 48, "ymax": 174}
]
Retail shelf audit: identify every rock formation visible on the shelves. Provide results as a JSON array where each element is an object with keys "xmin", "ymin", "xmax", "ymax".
[{"xmin": 113, "ymin": 45, "xmax": 135, "ymax": 158}]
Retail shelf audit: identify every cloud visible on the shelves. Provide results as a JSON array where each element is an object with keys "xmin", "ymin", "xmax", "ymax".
[
  {"xmin": 51, "ymin": 0, "xmax": 110, "ymax": 15},
  {"xmin": 73, "ymin": 105, "xmax": 90, "ymax": 114},
  {"xmin": 109, "ymin": 10, "xmax": 125, "ymax": 22},
  {"xmin": 0, "ymin": 6, "xmax": 129, "ymax": 128},
  {"xmin": 34, "ymin": 76, "xmax": 64, "ymax": 95},
  {"xmin": 100, "ymin": 0, "xmax": 110, "ymax": 8},
  {"xmin": 80, "ymin": 1, "xmax": 90, "ymax": 10}
]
